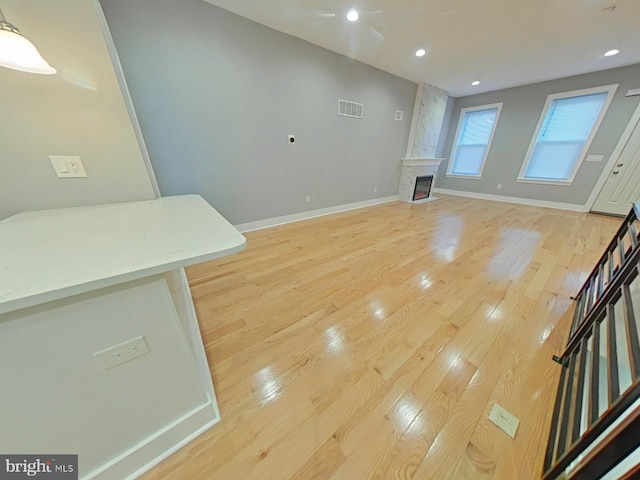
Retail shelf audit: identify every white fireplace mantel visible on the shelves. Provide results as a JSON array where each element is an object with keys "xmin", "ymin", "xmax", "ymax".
[
  {"xmin": 401, "ymin": 157, "xmax": 446, "ymax": 168},
  {"xmin": 398, "ymin": 158, "xmax": 445, "ymax": 203}
]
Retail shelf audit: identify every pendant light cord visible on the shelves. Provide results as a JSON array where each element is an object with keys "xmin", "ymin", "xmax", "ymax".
[
  {"xmin": 0, "ymin": 8, "xmax": 21, "ymax": 34},
  {"xmin": 0, "ymin": 5, "xmax": 57, "ymax": 74}
]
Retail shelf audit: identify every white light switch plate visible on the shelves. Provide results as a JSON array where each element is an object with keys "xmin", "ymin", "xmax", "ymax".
[
  {"xmin": 49, "ymin": 155, "xmax": 88, "ymax": 178},
  {"xmin": 94, "ymin": 336, "xmax": 149, "ymax": 370},
  {"xmin": 489, "ymin": 403, "xmax": 520, "ymax": 438},
  {"xmin": 585, "ymin": 154, "xmax": 605, "ymax": 163}
]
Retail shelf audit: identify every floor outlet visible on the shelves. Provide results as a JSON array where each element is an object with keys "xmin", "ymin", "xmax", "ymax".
[{"xmin": 489, "ymin": 403, "xmax": 520, "ymax": 438}]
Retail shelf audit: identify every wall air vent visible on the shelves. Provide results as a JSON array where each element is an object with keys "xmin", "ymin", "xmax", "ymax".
[{"xmin": 338, "ymin": 99, "xmax": 363, "ymax": 119}]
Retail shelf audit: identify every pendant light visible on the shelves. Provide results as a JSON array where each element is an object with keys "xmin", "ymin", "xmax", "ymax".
[{"xmin": 0, "ymin": 7, "xmax": 56, "ymax": 74}]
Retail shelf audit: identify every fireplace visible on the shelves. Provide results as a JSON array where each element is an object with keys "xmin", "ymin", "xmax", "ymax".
[
  {"xmin": 398, "ymin": 158, "xmax": 442, "ymax": 203},
  {"xmin": 412, "ymin": 175, "xmax": 433, "ymax": 201}
]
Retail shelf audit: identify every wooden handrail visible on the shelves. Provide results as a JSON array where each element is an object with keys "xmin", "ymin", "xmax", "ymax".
[{"xmin": 568, "ymin": 206, "xmax": 640, "ymax": 342}]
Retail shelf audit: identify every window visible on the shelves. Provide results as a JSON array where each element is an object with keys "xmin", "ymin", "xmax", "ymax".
[
  {"xmin": 447, "ymin": 103, "xmax": 502, "ymax": 178},
  {"xmin": 518, "ymin": 85, "xmax": 618, "ymax": 184}
]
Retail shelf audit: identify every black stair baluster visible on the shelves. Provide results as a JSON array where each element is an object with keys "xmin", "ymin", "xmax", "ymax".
[
  {"xmin": 608, "ymin": 251, "xmax": 614, "ymax": 286},
  {"xmin": 629, "ymin": 222, "xmax": 638, "ymax": 248},
  {"xmin": 597, "ymin": 264, "xmax": 605, "ymax": 298},
  {"xmin": 572, "ymin": 336, "xmax": 589, "ymax": 444},
  {"xmin": 618, "ymin": 237, "xmax": 626, "ymax": 268},
  {"xmin": 571, "ymin": 294, "xmax": 586, "ymax": 340},
  {"xmin": 557, "ymin": 351, "xmax": 578, "ymax": 459},
  {"xmin": 544, "ymin": 363, "xmax": 569, "ymax": 473},
  {"xmin": 590, "ymin": 319, "xmax": 600, "ymax": 426},
  {"xmin": 586, "ymin": 281, "xmax": 595, "ymax": 320},
  {"xmin": 622, "ymin": 283, "xmax": 640, "ymax": 380},
  {"xmin": 607, "ymin": 304, "xmax": 620, "ymax": 404}
]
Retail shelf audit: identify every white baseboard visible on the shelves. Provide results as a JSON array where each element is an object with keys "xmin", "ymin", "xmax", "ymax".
[
  {"xmin": 234, "ymin": 195, "xmax": 400, "ymax": 233},
  {"xmin": 433, "ymin": 188, "xmax": 588, "ymax": 212},
  {"xmin": 84, "ymin": 402, "xmax": 219, "ymax": 480}
]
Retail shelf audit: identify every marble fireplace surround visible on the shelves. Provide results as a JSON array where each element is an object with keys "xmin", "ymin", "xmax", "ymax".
[
  {"xmin": 398, "ymin": 82, "xmax": 448, "ymax": 204},
  {"xmin": 399, "ymin": 158, "xmax": 444, "ymax": 202}
]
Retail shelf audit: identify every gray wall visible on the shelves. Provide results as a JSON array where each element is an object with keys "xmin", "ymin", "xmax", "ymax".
[
  {"xmin": 437, "ymin": 64, "xmax": 640, "ymax": 206},
  {"xmin": 0, "ymin": 0, "xmax": 156, "ymax": 220},
  {"xmin": 100, "ymin": 0, "xmax": 417, "ymax": 225}
]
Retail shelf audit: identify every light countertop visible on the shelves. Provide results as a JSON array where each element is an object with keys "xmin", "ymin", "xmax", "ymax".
[{"xmin": 0, "ymin": 195, "xmax": 246, "ymax": 314}]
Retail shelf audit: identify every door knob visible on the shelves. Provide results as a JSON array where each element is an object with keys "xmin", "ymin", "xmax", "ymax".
[
  {"xmin": 617, "ymin": 163, "xmax": 624, "ymax": 167},
  {"xmin": 613, "ymin": 170, "xmax": 620, "ymax": 175}
]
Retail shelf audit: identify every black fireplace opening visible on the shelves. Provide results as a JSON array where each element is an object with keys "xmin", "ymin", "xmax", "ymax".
[{"xmin": 412, "ymin": 175, "xmax": 433, "ymax": 201}]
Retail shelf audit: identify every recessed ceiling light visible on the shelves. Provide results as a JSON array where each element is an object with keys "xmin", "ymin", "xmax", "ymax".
[
  {"xmin": 346, "ymin": 9, "xmax": 359, "ymax": 22},
  {"xmin": 415, "ymin": 49, "xmax": 426, "ymax": 57},
  {"xmin": 604, "ymin": 49, "xmax": 620, "ymax": 57},
  {"xmin": 472, "ymin": 80, "xmax": 480, "ymax": 86}
]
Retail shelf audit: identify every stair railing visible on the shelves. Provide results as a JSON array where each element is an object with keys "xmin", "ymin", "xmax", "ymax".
[{"xmin": 543, "ymin": 203, "xmax": 640, "ymax": 480}]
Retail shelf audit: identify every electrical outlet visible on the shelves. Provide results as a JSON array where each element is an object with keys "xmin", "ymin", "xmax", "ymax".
[
  {"xmin": 49, "ymin": 155, "xmax": 87, "ymax": 178},
  {"xmin": 374, "ymin": 186, "xmax": 378, "ymax": 193},
  {"xmin": 94, "ymin": 336, "xmax": 149, "ymax": 370},
  {"xmin": 305, "ymin": 195, "xmax": 311, "ymax": 203},
  {"xmin": 497, "ymin": 184, "xmax": 502, "ymax": 190}
]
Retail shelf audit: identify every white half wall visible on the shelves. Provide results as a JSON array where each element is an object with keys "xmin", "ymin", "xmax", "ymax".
[{"xmin": 0, "ymin": 276, "xmax": 216, "ymax": 479}]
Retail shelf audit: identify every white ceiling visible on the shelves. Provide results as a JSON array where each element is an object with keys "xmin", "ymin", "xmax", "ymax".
[{"xmin": 204, "ymin": 0, "xmax": 640, "ymax": 97}]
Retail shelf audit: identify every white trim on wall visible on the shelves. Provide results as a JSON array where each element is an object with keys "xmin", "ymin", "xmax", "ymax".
[
  {"xmin": 446, "ymin": 102, "xmax": 503, "ymax": 179},
  {"xmin": 234, "ymin": 196, "xmax": 400, "ymax": 233},
  {"xmin": 584, "ymin": 100, "xmax": 640, "ymax": 211},
  {"xmin": 94, "ymin": 0, "xmax": 161, "ymax": 198},
  {"xmin": 433, "ymin": 188, "xmax": 587, "ymax": 212},
  {"xmin": 85, "ymin": 402, "xmax": 219, "ymax": 480},
  {"xmin": 517, "ymin": 84, "xmax": 619, "ymax": 186}
]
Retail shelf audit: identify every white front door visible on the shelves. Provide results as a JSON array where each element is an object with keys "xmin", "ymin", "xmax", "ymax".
[{"xmin": 592, "ymin": 116, "xmax": 640, "ymax": 216}]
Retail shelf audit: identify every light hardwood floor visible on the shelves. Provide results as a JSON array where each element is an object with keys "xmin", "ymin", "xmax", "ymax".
[{"xmin": 143, "ymin": 195, "xmax": 621, "ymax": 480}]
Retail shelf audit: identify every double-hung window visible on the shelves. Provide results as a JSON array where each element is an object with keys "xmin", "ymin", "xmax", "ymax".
[
  {"xmin": 447, "ymin": 103, "xmax": 502, "ymax": 178},
  {"xmin": 518, "ymin": 85, "xmax": 617, "ymax": 184}
]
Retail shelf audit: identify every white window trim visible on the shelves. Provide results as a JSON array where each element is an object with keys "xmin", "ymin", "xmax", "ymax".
[
  {"xmin": 517, "ymin": 84, "xmax": 619, "ymax": 186},
  {"xmin": 446, "ymin": 103, "xmax": 503, "ymax": 179}
]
